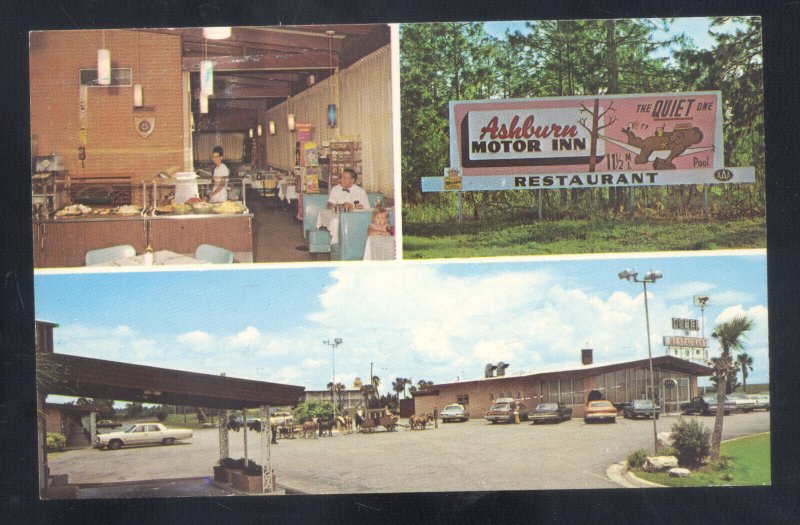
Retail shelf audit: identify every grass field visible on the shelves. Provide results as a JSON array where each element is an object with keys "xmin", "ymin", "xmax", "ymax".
[
  {"xmin": 635, "ymin": 433, "xmax": 771, "ymax": 487},
  {"xmin": 402, "ymin": 217, "xmax": 766, "ymax": 259}
]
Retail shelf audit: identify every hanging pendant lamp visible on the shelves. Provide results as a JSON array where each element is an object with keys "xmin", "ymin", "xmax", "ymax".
[
  {"xmin": 269, "ymin": 121, "xmax": 276, "ymax": 135},
  {"xmin": 97, "ymin": 31, "xmax": 111, "ymax": 86},
  {"xmin": 203, "ymin": 27, "xmax": 232, "ymax": 40}
]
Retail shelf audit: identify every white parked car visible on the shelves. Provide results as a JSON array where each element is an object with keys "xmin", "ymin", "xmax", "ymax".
[
  {"xmin": 94, "ymin": 423, "xmax": 192, "ymax": 450},
  {"xmin": 747, "ymin": 394, "xmax": 770, "ymax": 411},
  {"xmin": 270, "ymin": 411, "xmax": 294, "ymax": 426},
  {"xmin": 727, "ymin": 393, "xmax": 758, "ymax": 413}
]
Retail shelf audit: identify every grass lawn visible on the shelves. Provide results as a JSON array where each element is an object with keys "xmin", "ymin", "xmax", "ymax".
[
  {"xmin": 635, "ymin": 433, "xmax": 771, "ymax": 487},
  {"xmin": 402, "ymin": 217, "xmax": 765, "ymax": 258}
]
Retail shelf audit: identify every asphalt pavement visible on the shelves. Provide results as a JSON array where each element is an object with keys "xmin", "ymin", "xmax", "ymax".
[{"xmin": 46, "ymin": 411, "xmax": 770, "ymax": 495}]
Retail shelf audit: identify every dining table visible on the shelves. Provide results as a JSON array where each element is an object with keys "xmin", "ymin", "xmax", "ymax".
[{"xmin": 90, "ymin": 249, "xmax": 210, "ymax": 267}]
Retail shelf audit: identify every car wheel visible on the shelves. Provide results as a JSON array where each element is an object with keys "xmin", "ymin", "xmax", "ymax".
[
  {"xmin": 491, "ymin": 420, "xmax": 497, "ymax": 424},
  {"xmin": 162, "ymin": 438, "xmax": 175, "ymax": 445},
  {"xmin": 655, "ymin": 414, "xmax": 660, "ymax": 420},
  {"xmin": 108, "ymin": 439, "xmax": 122, "ymax": 450}
]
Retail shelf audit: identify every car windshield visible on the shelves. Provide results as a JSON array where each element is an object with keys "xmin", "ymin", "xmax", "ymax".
[
  {"xmin": 633, "ymin": 400, "xmax": 653, "ymax": 407},
  {"xmin": 703, "ymin": 397, "xmax": 718, "ymax": 403},
  {"xmin": 491, "ymin": 403, "xmax": 510, "ymax": 411},
  {"xmin": 537, "ymin": 403, "xmax": 558, "ymax": 411},
  {"xmin": 122, "ymin": 424, "xmax": 137, "ymax": 433},
  {"xmin": 443, "ymin": 406, "xmax": 462, "ymax": 413},
  {"xmin": 590, "ymin": 401, "xmax": 612, "ymax": 408}
]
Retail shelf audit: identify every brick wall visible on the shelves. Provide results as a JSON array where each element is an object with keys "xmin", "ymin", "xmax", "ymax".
[{"xmin": 30, "ymin": 30, "xmax": 185, "ymax": 189}]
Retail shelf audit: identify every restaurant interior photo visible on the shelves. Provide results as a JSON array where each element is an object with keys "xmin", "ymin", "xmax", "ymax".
[{"xmin": 29, "ymin": 24, "xmax": 395, "ymax": 267}]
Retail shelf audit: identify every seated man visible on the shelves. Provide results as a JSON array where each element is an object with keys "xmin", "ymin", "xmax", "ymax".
[{"xmin": 316, "ymin": 168, "xmax": 371, "ymax": 244}]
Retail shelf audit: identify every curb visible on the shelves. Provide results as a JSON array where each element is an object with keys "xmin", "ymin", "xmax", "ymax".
[{"xmin": 606, "ymin": 461, "xmax": 666, "ymax": 488}]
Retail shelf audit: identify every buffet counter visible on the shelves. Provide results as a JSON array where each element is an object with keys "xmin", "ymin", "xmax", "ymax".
[{"xmin": 33, "ymin": 212, "xmax": 253, "ymax": 268}]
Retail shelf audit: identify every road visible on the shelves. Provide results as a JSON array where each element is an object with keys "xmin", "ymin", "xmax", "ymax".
[{"xmin": 48, "ymin": 412, "xmax": 770, "ymax": 494}]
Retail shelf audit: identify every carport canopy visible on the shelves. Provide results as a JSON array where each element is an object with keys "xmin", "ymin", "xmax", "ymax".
[{"xmin": 39, "ymin": 353, "xmax": 304, "ymax": 410}]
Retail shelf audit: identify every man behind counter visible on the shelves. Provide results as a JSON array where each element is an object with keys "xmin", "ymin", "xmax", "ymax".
[
  {"xmin": 208, "ymin": 146, "xmax": 229, "ymax": 203},
  {"xmin": 327, "ymin": 168, "xmax": 370, "ymax": 211}
]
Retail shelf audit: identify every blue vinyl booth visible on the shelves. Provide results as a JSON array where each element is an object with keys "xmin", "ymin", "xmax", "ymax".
[{"xmin": 302, "ymin": 192, "xmax": 392, "ymax": 260}]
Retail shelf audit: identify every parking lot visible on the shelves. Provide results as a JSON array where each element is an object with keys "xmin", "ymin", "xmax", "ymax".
[{"xmin": 48, "ymin": 411, "xmax": 770, "ymax": 494}]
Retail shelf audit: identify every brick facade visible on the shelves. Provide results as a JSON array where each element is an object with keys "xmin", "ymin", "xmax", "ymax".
[
  {"xmin": 413, "ymin": 356, "xmax": 713, "ymax": 419},
  {"xmin": 30, "ymin": 30, "xmax": 185, "ymax": 191}
]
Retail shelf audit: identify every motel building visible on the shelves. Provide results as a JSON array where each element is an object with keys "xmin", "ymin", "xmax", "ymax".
[{"xmin": 412, "ymin": 348, "xmax": 714, "ymax": 419}]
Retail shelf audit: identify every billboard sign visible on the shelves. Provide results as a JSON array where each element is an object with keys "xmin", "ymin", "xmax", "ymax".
[{"xmin": 422, "ymin": 92, "xmax": 755, "ymax": 192}]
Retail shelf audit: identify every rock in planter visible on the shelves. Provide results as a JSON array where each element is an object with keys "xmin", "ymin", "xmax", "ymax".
[
  {"xmin": 643, "ymin": 455, "xmax": 679, "ymax": 472},
  {"xmin": 669, "ymin": 468, "xmax": 692, "ymax": 478},
  {"xmin": 657, "ymin": 432, "xmax": 674, "ymax": 448}
]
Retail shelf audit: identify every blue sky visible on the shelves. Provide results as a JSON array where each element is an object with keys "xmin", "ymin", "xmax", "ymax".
[{"xmin": 36, "ymin": 251, "xmax": 769, "ymax": 404}]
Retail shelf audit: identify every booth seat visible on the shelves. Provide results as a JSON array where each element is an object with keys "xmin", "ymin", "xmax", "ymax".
[
  {"xmin": 302, "ymin": 193, "xmax": 387, "ymax": 258},
  {"xmin": 333, "ymin": 206, "xmax": 395, "ymax": 261}
]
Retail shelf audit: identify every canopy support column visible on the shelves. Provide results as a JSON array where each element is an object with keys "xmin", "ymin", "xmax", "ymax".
[{"xmin": 260, "ymin": 405, "xmax": 273, "ymax": 493}]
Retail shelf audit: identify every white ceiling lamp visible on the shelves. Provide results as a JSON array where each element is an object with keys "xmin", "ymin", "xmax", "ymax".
[
  {"xmin": 97, "ymin": 30, "xmax": 111, "ymax": 86},
  {"xmin": 257, "ymin": 124, "xmax": 262, "ymax": 136},
  {"xmin": 249, "ymin": 128, "xmax": 254, "ymax": 138},
  {"xmin": 287, "ymin": 112, "xmax": 295, "ymax": 132},
  {"xmin": 200, "ymin": 37, "xmax": 214, "ymax": 96},
  {"xmin": 202, "ymin": 27, "xmax": 232, "ymax": 40},
  {"xmin": 269, "ymin": 121, "xmax": 275, "ymax": 135},
  {"xmin": 307, "ymin": 74, "xmax": 315, "ymax": 86},
  {"xmin": 133, "ymin": 31, "xmax": 143, "ymax": 107}
]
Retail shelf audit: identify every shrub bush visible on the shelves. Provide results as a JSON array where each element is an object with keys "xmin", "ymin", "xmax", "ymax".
[
  {"xmin": 670, "ymin": 418, "xmax": 711, "ymax": 468},
  {"xmin": 156, "ymin": 411, "xmax": 167, "ymax": 422},
  {"xmin": 627, "ymin": 448, "xmax": 649, "ymax": 469},
  {"xmin": 46, "ymin": 432, "xmax": 67, "ymax": 452}
]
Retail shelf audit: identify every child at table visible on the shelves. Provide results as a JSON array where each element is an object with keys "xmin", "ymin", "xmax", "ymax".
[
  {"xmin": 364, "ymin": 207, "xmax": 394, "ymax": 261},
  {"xmin": 367, "ymin": 208, "xmax": 393, "ymax": 237}
]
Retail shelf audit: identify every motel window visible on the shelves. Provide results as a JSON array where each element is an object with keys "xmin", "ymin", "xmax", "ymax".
[
  {"xmin": 457, "ymin": 394, "xmax": 469, "ymax": 405},
  {"xmin": 489, "ymin": 392, "xmax": 494, "ymax": 401},
  {"xmin": 573, "ymin": 378, "xmax": 584, "ymax": 404}
]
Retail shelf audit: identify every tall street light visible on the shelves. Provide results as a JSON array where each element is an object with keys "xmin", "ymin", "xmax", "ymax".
[
  {"xmin": 619, "ymin": 268, "xmax": 663, "ymax": 455},
  {"xmin": 323, "ymin": 338, "xmax": 343, "ymax": 421}
]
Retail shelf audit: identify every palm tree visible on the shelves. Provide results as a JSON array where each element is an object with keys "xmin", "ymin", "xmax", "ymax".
[
  {"xmin": 735, "ymin": 353, "xmax": 754, "ymax": 393},
  {"xmin": 326, "ymin": 381, "xmax": 336, "ymax": 407},
  {"xmin": 709, "ymin": 357, "xmax": 739, "ymax": 394},
  {"xmin": 710, "ymin": 315, "xmax": 754, "ymax": 460},
  {"xmin": 391, "ymin": 377, "xmax": 405, "ymax": 402},
  {"xmin": 371, "ymin": 375, "xmax": 381, "ymax": 397}
]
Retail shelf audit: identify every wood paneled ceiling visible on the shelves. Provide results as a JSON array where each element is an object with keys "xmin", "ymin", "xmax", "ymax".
[{"xmin": 149, "ymin": 24, "xmax": 389, "ymax": 111}]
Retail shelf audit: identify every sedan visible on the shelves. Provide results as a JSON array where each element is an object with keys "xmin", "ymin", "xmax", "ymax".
[
  {"xmin": 747, "ymin": 394, "xmax": 770, "ymax": 411},
  {"xmin": 484, "ymin": 398, "xmax": 528, "ymax": 423},
  {"xmin": 622, "ymin": 399, "xmax": 661, "ymax": 420},
  {"xmin": 584, "ymin": 400, "xmax": 617, "ymax": 423},
  {"xmin": 440, "ymin": 404, "xmax": 469, "ymax": 422},
  {"xmin": 530, "ymin": 402, "xmax": 573, "ymax": 424}
]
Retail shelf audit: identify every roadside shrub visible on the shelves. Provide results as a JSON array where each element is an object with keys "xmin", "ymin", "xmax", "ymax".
[
  {"xmin": 46, "ymin": 432, "xmax": 66, "ymax": 452},
  {"xmin": 156, "ymin": 411, "xmax": 167, "ymax": 422},
  {"xmin": 670, "ymin": 418, "xmax": 711, "ymax": 468},
  {"xmin": 657, "ymin": 445, "xmax": 677, "ymax": 457},
  {"xmin": 712, "ymin": 455, "xmax": 735, "ymax": 472},
  {"xmin": 627, "ymin": 449, "xmax": 649, "ymax": 469}
]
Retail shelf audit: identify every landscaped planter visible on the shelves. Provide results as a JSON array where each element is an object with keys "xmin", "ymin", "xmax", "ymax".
[
  {"xmin": 213, "ymin": 466, "xmax": 239, "ymax": 484},
  {"xmin": 231, "ymin": 470, "xmax": 264, "ymax": 493}
]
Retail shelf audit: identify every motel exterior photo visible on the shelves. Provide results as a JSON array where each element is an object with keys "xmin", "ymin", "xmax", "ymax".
[{"xmin": 412, "ymin": 349, "xmax": 713, "ymax": 419}]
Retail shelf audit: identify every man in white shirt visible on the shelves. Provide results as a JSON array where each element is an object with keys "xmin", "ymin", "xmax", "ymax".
[
  {"xmin": 208, "ymin": 146, "xmax": 229, "ymax": 203},
  {"xmin": 317, "ymin": 169, "xmax": 370, "ymax": 244},
  {"xmin": 327, "ymin": 169, "xmax": 370, "ymax": 211}
]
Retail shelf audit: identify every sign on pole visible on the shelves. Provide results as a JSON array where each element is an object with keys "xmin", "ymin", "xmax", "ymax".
[{"xmin": 423, "ymin": 92, "xmax": 755, "ymax": 192}]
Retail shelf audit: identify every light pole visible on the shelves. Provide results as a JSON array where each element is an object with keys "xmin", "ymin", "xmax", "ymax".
[
  {"xmin": 323, "ymin": 338, "xmax": 343, "ymax": 421},
  {"xmin": 619, "ymin": 268, "xmax": 663, "ymax": 455}
]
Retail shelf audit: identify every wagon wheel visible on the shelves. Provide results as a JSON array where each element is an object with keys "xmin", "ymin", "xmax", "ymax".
[{"xmin": 384, "ymin": 423, "xmax": 396, "ymax": 432}]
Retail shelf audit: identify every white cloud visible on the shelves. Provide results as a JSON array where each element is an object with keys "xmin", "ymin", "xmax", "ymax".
[
  {"xmin": 176, "ymin": 330, "xmax": 215, "ymax": 349},
  {"xmin": 301, "ymin": 358, "xmax": 328, "ymax": 369},
  {"xmin": 229, "ymin": 326, "xmax": 261, "ymax": 348}
]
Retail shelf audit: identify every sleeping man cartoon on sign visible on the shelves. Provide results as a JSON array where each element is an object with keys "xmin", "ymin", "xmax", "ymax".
[{"xmin": 603, "ymin": 123, "xmax": 710, "ymax": 170}]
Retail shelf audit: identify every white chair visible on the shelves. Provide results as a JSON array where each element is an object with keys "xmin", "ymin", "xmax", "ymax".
[
  {"xmin": 85, "ymin": 244, "xmax": 136, "ymax": 266},
  {"xmin": 195, "ymin": 244, "xmax": 234, "ymax": 264}
]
